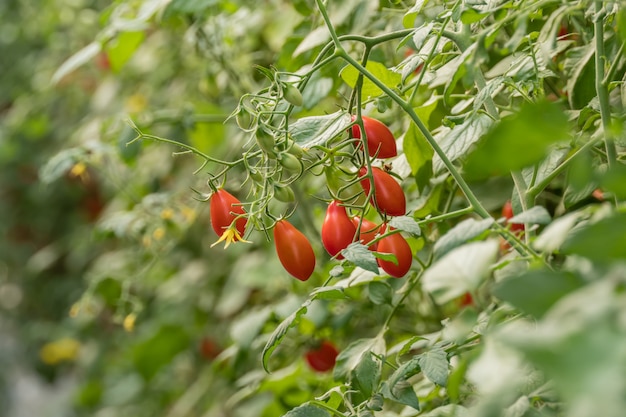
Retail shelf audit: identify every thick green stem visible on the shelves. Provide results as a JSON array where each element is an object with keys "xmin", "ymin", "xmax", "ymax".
[{"xmin": 594, "ymin": 1, "xmax": 618, "ymax": 171}]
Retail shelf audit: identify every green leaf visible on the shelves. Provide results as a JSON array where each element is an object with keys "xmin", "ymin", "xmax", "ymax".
[
  {"xmin": 354, "ymin": 352, "xmax": 380, "ymax": 398},
  {"xmin": 389, "ymin": 216, "xmax": 422, "ymax": 236},
  {"xmin": 231, "ymin": 308, "xmax": 272, "ymax": 348},
  {"xmin": 368, "ymin": 281, "xmax": 392, "ymax": 305},
  {"xmin": 561, "ymin": 211, "xmax": 626, "ymax": 263},
  {"xmin": 433, "ymin": 218, "xmax": 494, "ymax": 258},
  {"xmin": 262, "ymin": 303, "xmax": 309, "ymax": 372},
  {"xmin": 381, "ymin": 380, "xmax": 420, "ymax": 411},
  {"xmin": 293, "ymin": 26, "xmax": 330, "ymax": 56},
  {"xmin": 600, "ymin": 162, "xmax": 626, "ymax": 200},
  {"xmin": 619, "ymin": 8, "xmax": 626, "ymax": 44},
  {"xmin": 533, "ymin": 211, "xmax": 584, "ymax": 253},
  {"xmin": 403, "ymin": 0, "xmax": 429, "ymax": 28},
  {"xmin": 290, "ymin": 111, "xmax": 352, "ymax": 149},
  {"xmin": 282, "ymin": 404, "xmax": 331, "ymax": 417},
  {"xmin": 39, "ymin": 148, "xmax": 86, "ymax": 184},
  {"xmin": 423, "ymin": 240, "xmax": 499, "ymax": 303},
  {"xmin": 340, "ymin": 61, "xmax": 402, "ymax": 98},
  {"xmin": 418, "ymin": 347, "xmax": 449, "ymax": 386},
  {"xmin": 388, "ymin": 357, "xmax": 421, "ymax": 389},
  {"xmin": 310, "ymin": 286, "xmax": 349, "ymax": 300},
  {"xmin": 432, "ymin": 113, "xmax": 493, "ymax": 174},
  {"xmin": 404, "ymin": 101, "xmax": 436, "ymax": 190},
  {"xmin": 132, "ymin": 325, "xmax": 190, "ymax": 381},
  {"xmin": 342, "ymin": 242, "xmax": 380, "ymax": 274},
  {"xmin": 564, "ymin": 44, "xmax": 596, "ymax": 109},
  {"xmin": 508, "ymin": 206, "xmax": 552, "ymax": 225},
  {"xmin": 421, "ymin": 404, "xmax": 469, "ymax": 417},
  {"xmin": 52, "ymin": 42, "xmax": 101, "ymax": 84},
  {"xmin": 334, "ymin": 337, "xmax": 385, "ymax": 381},
  {"xmin": 464, "ymin": 101, "xmax": 570, "ymax": 179},
  {"xmin": 106, "ymin": 31, "xmax": 145, "ymax": 72},
  {"xmin": 493, "ymin": 270, "xmax": 585, "ymax": 319}
]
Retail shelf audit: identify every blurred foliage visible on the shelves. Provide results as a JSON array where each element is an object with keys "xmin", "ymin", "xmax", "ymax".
[{"xmin": 1, "ymin": 0, "xmax": 626, "ymax": 417}]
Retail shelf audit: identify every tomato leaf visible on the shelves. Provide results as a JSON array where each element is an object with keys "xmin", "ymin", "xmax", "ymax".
[
  {"xmin": 310, "ymin": 286, "xmax": 349, "ymax": 300},
  {"xmin": 508, "ymin": 206, "xmax": 552, "ymax": 225},
  {"xmin": 353, "ymin": 352, "xmax": 380, "ymax": 398},
  {"xmin": 418, "ymin": 347, "xmax": 449, "ymax": 386},
  {"xmin": 340, "ymin": 61, "xmax": 402, "ymax": 98},
  {"xmin": 368, "ymin": 281, "xmax": 393, "ymax": 305},
  {"xmin": 464, "ymin": 101, "xmax": 569, "ymax": 179},
  {"xmin": 342, "ymin": 242, "xmax": 380, "ymax": 274},
  {"xmin": 381, "ymin": 379, "xmax": 420, "ymax": 411},
  {"xmin": 433, "ymin": 113, "xmax": 493, "ymax": 174},
  {"xmin": 262, "ymin": 303, "xmax": 309, "ymax": 373},
  {"xmin": 290, "ymin": 111, "xmax": 352, "ymax": 149},
  {"xmin": 423, "ymin": 240, "xmax": 499, "ymax": 304},
  {"xmin": 389, "ymin": 216, "xmax": 422, "ymax": 236},
  {"xmin": 493, "ymin": 270, "xmax": 585, "ymax": 319},
  {"xmin": 52, "ymin": 42, "xmax": 101, "ymax": 84},
  {"xmin": 433, "ymin": 218, "xmax": 494, "ymax": 258},
  {"xmin": 334, "ymin": 337, "xmax": 385, "ymax": 381},
  {"xmin": 282, "ymin": 403, "xmax": 331, "ymax": 417},
  {"xmin": 533, "ymin": 211, "xmax": 584, "ymax": 253},
  {"xmin": 561, "ymin": 211, "xmax": 626, "ymax": 263}
]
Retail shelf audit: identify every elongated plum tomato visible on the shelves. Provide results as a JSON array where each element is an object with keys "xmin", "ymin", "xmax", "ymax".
[
  {"xmin": 273, "ymin": 220, "xmax": 315, "ymax": 281},
  {"xmin": 210, "ymin": 189, "xmax": 247, "ymax": 238},
  {"xmin": 305, "ymin": 340, "xmax": 339, "ymax": 373},
  {"xmin": 351, "ymin": 116, "xmax": 397, "ymax": 159},
  {"xmin": 359, "ymin": 167, "xmax": 406, "ymax": 217},
  {"xmin": 322, "ymin": 201, "xmax": 356, "ymax": 259},
  {"xmin": 376, "ymin": 224, "xmax": 412, "ymax": 278},
  {"xmin": 502, "ymin": 200, "xmax": 524, "ymax": 232},
  {"xmin": 351, "ymin": 216, "xmax": 380, "ymax": 251}
]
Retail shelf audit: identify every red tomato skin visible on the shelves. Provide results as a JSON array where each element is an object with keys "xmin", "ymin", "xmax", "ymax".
[
  {"xmin": 502, "ymin": 200, "xmax": 524, "ymax": 232},
  {"xmin": 359, "ymin": 167, "xmax": 406, "ymax": 217},
  {"xmin": 200, "ymin": 338, "xmax": 222, "ymax": 360},
  {"xmin": 351, "ymin": 216, "xmax": 379, "ymax": 251},
  {"xmin": 351, "ymin": 116, "xmax": 398, "ymax": 159},
  {"xmin": 305, "ymin": 340, "xmax": 339, "ymax": 372},
  {"xmin": 376, "ymin": 225, "xmax": 412, "ymax": 278},
  {"xmin": 274, "ymin": 220, "xmax": 316, "ymax": 281},
  {"xmin": 210, "ymin": 189, "xmax": 247, "ymax": 238},
  {"xmin": 322, "ymin": 201, "xmax": 357, "ymax": 259},
  {"xmin": 459, "ymin": 292, "xmax": 474, "ymax": 307}
]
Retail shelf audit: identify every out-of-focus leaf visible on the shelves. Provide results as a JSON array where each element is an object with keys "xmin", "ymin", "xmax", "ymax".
[
  {"xmin": 433, "ymin": 218, "xmax": 494, "ymax": 258},
  {"xmin": 433, "ymin": 113, "xmax": 493, "ymax": 173},
  {"xmin": 340, "ymin": 61, "xmax": 402, "ymax": 98},
  {"xmin": 561, "ymin": 211, "xmax": 626, "ymax": 262},
  {"xmin": 508, "ymin": 206, "xmax": 551, "ymax": 225},
  {"xmin": 262, "ymin": 303, "xmax": 309, "ymax": 372},
  {"xmin": 52, "ymin": 42, "xmax": 101, "ymax": 84},
  {"xmin": 290, "ymin": 112, "xmax": 352, "ymax": 148}
]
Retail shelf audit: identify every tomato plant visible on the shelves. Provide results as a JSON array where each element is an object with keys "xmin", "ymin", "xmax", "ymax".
[
  {"xmin": 376, "ymin": 225, "xmax": 412, "ymax": 278},
  {"xmin": 359, "ymin": 166, "xmax": 406, "ymax": 217},
  {"xmin": 351, "ymin": 115, "xmax": 397, "ymax": 159},
  {"xmin": 352, "ymin": 216, "xmax": 379, "ymax": 250},
  {"xmin": 321, "ymin": 200, "xmax": 356, "ymax": 259},
  {"xmin": 304, "ymin": 340, "xmax": 339, "ymax": 373},
  {"xmin": 273, "ymin": 219, "xmax": 315, "ymax": 281},
  {"xmin": 502, "ymin": 200, "xmax": 524, "ymax": 232}
]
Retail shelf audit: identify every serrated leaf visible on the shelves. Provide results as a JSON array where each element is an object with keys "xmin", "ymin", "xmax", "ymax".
[
  {"xmin": 433, "ymin": 218, "xmax": 494, "ymax": 258},
  {"xmin": 433, "ymin": 113, "xmax": 493, "ymax": 173},
  {"xmin": 412, "ymin": 22, "xmax": 434, "ymax": 51},
  {"xmin": 368, "ymin": 281, "xmax": 392, "ymax": 305},
  {"xmin": 533, "ymin": 211, "xmax": 584, "ymax": 252},
  {"xmin": 464, "ymin": 101, "xmax": 569, "ymax": 179},
  {"xmin": 508, "ymin": 206, "xmax": 551, "ymax": 225},
  {"xmin": 399, "ymin": 336, "xmax": 427, "ymax": 356},
  {"xmin": 282, "ymin": 404, "xmax": 331, "ymax": 417},
  {"xmin": 340, "ymin": 61, "xmax": 402, "ymax": 98},
  {"xmin": 389, "ymin": 216, "xmax": 422, "ymax": 236},
  {"xmin": 381, "ymin": 380, "xmax": 420, "ymax": 410},
  {"xmin": 388, "ymin": 357, "xmax": 421, "ymax": 389},
  {"xmin": 290, "ymin": 111, "xmax": 352, "ymax": 149},
  {"xmin": 342, "ymin": 242, "xmax": 380, "ymax": 274},
  {"xmin": 418, "ymin": 347, "xmax": 449, "ymax": 386},
  {"xmin": 334, "ymin": 337, "xmax": 385, "ymax": 381},
  {"xmin": 564, "ymin": 44, "xmax": 596, "ymax": 109},
  {"xmin": 310, "ymin": 286, "xmax": 349, "ymax": 300},
  {"xmin": 52, "ymin": 42, "xmax": 101, "ymax": 84},
  {"xmin": 423, "ymin": 240, "xmax": 499, "ymax": 303},
  {"xmin": 354, "ymin": 352, "xmax": 380, "ymax": 398},
  {"xmin": 561, "ymin": 212, "xmax": 626, "ymax": 262},
  {"xmin": 262, "ymin": 303, "xmax": 309, "ymax": 372}
]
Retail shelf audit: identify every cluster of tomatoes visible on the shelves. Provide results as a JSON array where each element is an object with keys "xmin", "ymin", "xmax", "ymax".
[{"xmin": 209, "ymin": 115, "xmax": 412, "ymax": 283}]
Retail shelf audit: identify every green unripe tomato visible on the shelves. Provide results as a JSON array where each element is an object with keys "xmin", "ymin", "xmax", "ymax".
[
  {"xmin": 256, "ymin": 126, "xmax": 276, "ymax": 158},
  {"xmin": 282, "ymin": 83, "xmax": 303, "ymax": 107},
  {"xmin": 235, "ymin": 107, "xmax": 254, "ymax": 130},
  {"xmin": 249, "ymin": 168, "xmax": 263, "ymax": 183},
  {"xmin": 286, "ymin": 140, "xmax": 304, "ymax": 158},
  {"xmin": 273, "ymin": 184, "xmax": 295, "ymax": 203},
  {"xmin": 278, "ymin": 152, "xmax": 302, "ymax": 173}
]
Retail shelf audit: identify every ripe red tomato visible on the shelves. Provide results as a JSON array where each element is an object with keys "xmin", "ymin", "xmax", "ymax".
[
  {"xmin": 199, "ymin": 337, "xmax": 222, "ymax": 360},
  {"xmin": 458, "ymin": 292, "xmax": 474, "ymax": 307},
  {"xmin": 502, "ymin": 200, "xmax": 524, "ymax": 232},
  {"xmin": 274, "ymin": 220, "xmax": 316, "ymax": 281},
  {"xmin": 351, "ymin": 116, "xmax": 398, "ymax": 159},
  {"xmin": 305, "ymin": 340, "xmax": 339, "ymax": 372},
  {"xmin": 322, "ymin": 201, "xmax": 356, "ymax": 259},
  {"xmin": 376, "ymin": 224, "xmax": 412, "ymax": 278},
  {"xmin": 210, "ymin": 189, "xmax": 247, "ymax": 238},
  {"xmin": 351, "ymin": 216, "xmax": 380, "ymax": 251},
  {"xmin": 359, "ymin": 167, "xmax": 406, "ymax": 217}
]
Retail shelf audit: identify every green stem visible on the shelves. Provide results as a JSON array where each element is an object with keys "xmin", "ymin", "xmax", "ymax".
[
  {"xmin": 594, "ymin": 1, "xmax": 617, "ymax": 171},
  {"xmin": 308, "ymin": 400, "xmax": 347, "ymax": 417}
]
